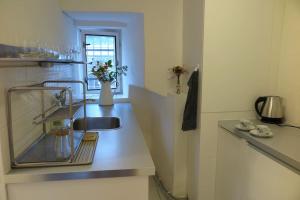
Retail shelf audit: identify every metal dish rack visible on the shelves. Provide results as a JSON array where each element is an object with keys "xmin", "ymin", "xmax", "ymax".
[{"xmin": 7, "ymin": 80, "xmax": 97, "ymax": 168}]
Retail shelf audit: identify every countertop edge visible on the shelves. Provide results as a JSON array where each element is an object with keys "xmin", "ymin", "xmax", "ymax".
[{"xmin": 4, "ymin": 168, "xmax": 155, "ymax": 184}]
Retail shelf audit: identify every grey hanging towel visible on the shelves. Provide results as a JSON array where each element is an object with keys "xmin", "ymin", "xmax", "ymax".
[{"xmin": 182, "ymin": 70, "xmax": 199, "ymax": 131}]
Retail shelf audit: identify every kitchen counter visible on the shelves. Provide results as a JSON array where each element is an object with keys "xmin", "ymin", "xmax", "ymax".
[
  {"xmin": 4, "ymin": 103, "xmax": 155, "ymax": 183},
  {"xmin": 219, "ymin": 120, "xmax": 300, "ymax": 174}
]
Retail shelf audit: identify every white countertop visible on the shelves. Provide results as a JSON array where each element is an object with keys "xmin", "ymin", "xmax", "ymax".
[{"xmin": 4, "ymin": 103, "xmax": 155, "ymax": 183}]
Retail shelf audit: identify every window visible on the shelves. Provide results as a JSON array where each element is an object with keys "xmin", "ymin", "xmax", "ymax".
[{"xmin": 82, "ymin": 31, "xmax": 121, "ymax": 92}]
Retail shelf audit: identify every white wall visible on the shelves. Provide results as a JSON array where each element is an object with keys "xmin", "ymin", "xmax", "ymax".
[
  {"xmin": 183, "ymin": 0, "xmax": 300, "ymax": 199},
  {"xmin": 202, "ymin": 0, "xmax": 285, "ymax": 112},
  {"xmin": 0, "ymin": 1, "xmax": 78, "ymax": 199},
  {"xmin": 196, "ymin": 0, "xmax": 286, "ymax": 200},
  {"xmin": 277, "ymin": 0, "xmax": 300, "ymax": 125},
  {"xmin": 129, "ymin": 85, "xmax": 188, "ymax": 198},
  {"xmin": 68, "ymin": 12, "xmax": 145, "ymax": 98},
  {"xmin": 182, "ymin": 0, "xmax": 204, "ymax": 199},
  {"xmin": 183, "ymin": 0, "xmax": 204, "ymax": 72},
  {"xmin": 60, "ymin": 0, "xmax": 183, "ymax": 96},
  {"xmin": 121, "ymin": 14, "xmax": 145, "ymax": 96}
]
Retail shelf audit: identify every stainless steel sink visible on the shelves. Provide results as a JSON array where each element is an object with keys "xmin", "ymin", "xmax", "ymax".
[{"xmin": 73, "ymin": 117, "xmax": 121, "ymax": 130}]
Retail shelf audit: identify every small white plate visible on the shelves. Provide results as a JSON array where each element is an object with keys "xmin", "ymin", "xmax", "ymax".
[
  {"xmin": 249, "ymin": 129, "xmax": 273, "ymax": 138},
  {"xmin": 235, "ymin": 124, "xmax": 256, "ymax": 131}
]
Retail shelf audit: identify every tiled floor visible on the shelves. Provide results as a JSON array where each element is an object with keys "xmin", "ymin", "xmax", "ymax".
[{"xmin": 149, "ymin": 176, "xmax": 169, "ymax": 200}]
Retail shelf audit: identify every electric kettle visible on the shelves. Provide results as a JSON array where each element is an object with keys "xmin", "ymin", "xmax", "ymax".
[{"xmin": 255, "ymin": 96, "xmax": 284, "ymax": 124}]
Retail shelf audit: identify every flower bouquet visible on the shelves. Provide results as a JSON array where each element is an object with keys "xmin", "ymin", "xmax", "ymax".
[{"xmin": 92, "ymin": 60, "xmax": 127, "ymax": 105}]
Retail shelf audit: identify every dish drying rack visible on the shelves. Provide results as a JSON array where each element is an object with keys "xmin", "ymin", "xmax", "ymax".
[{"xmin": 7, "ymin": 80, "xmax": 97, "ymax": 168}]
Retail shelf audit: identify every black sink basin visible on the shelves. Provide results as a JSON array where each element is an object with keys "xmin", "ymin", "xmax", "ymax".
[{"xmin": 73, "ymin": 117, "xmax": 120, "ymax": 130}]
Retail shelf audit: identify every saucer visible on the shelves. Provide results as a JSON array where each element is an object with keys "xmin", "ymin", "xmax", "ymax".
[
  {"xmin": 235, "ymin": 124, "xmax": 256, "ymax": 131},
  {"xmin": 249, "ymin": 129, "xmax": 273, "ymax": 138}
]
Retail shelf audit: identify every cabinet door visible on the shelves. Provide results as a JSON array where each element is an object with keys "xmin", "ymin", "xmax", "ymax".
[
  {"xmin": 215, "ymin": 128, "xmax": 248, "ymax": 200},
  {"xmin": 7, "ymin": 176, "xmax": 149, "ymax": 200},
  {"xmin": 243, "ymin": 145, "xmax": 300, "ymax": 200},
  {"xmin": 216, "ymin": 127, "xmax": 300, "ymax": 200}
]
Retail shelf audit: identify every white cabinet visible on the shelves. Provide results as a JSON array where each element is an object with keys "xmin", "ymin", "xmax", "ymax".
[
  {"xmin": 244, "ymin": 146, "xmax": 300, "ymax": 200},
  {"xmin": 216, "ymin": 128, "xmax": 300, "ymax": 200},
  {"xmin": 215, "ymin": 127, "xmax": 249, "ymax": 200},
  {"xmin": 7, "ymin": 176, "xmax": 149, "ymax": 200}
]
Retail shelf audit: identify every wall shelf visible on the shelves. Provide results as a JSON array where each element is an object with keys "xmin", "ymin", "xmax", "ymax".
[{"xmin": 0, "ymin": 58, "xmax": 85, "ymax": 67}]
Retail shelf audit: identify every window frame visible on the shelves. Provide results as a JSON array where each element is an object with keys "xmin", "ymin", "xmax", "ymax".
[{"xmin": 80, "ymin": 29, "xmax": 122, "ymax": 94}]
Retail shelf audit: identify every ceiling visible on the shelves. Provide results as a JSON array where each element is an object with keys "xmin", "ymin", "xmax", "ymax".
[{"xmin": 65, "ymin": 11, "xmax": 142, "ymax": 23}]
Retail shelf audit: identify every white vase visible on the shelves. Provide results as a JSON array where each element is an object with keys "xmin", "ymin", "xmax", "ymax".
[{"xmin": 99, "ymin": 81, "xmax": 113, "ymax": 106}]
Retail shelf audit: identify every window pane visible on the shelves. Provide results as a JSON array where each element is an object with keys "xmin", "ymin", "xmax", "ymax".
[{"xmin": 85, "ymin": 35, "xmax": 117, "ymax": 90}]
